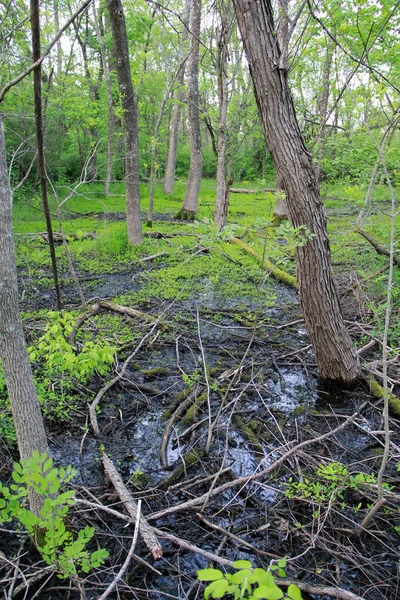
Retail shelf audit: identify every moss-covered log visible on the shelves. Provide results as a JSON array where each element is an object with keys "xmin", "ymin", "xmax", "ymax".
[
  {"xmin": 230, "ymin": 237, "xmax": 297, "ymax": 289},
  {"xmin": 366, "ymin": 374, "xmax": 400, "ymax": 417}
]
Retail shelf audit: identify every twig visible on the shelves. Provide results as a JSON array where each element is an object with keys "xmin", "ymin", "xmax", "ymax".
[
  {"xmin": 148, "ymin": 405, "xmax": 365, "ymax": 520},
  {"xmin": 97, "ymin": 501, "xmax": 141, "ymax": 600}
]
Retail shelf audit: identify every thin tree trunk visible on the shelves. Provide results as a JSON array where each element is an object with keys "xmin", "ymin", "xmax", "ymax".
[
  {"xmin": 0, "ymin": 115, "xmax": 48, "ymax": 516},
  {"xmin": 178, "ymin": 0, "xmax": 202, "ymax": 219},
  {"xmin": 163, "ymin": 0, "xmax": 191, "ymax": 195},
  {"xmin": 214, "ymin": 1, "xmax": 233, "ymax": 230},
  {"xmin": 93, "ymin": 0, "xmax": 114, "ymax": 197},
  {"xmin": 31, "ymin": 0, "xmax": 62, "ymax": 309},
  {"xmin": 315, "ymin": 41, "xmax": 333, "ymax": 180},
  {"xmin": 233, "ymin": 0, "xmax": 359, "ymax": 382},
  {"xmin": 107, "ymin": 0, "xmax": 142, "ymax": 245}
]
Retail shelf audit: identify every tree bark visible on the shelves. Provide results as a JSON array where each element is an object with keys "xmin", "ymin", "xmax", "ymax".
[
  {"xmin": 163, "ymin": 0, "xmax": 190, "ymax": 195},
  {"xmin": 214, "ymin": 0, "xmax": 233, "ymax": 230},
  {"xmin": 107, "ymin": 0, "xmax": 142, "ymax": 245},
  {"xmin": 232, "ymin": 0, "xmax": 359, "ymax": 382},
  {"xmin": 92, "ymin": 0, "xmax": 114, "ymax": 197},
  {"xmin": 178, "ymin": 0, "xmax": 202, "ymax": 218},
  {"xmin": 31, "ymin": 0, "xmax": 62, "ymax": 310},
  {"xmin": 0, "ymin": 115, "xmax": 48, "ymax": 515}
]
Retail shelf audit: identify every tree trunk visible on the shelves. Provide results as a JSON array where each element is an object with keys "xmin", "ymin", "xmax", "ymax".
[
  {"xmin": 178, "ymin": 0, "xmax": 202, "ymax": 219},
  {"xmin": 31, "ymin": 0, "xmax": 62, "ymax": 310},
  {"xmin": 0, "ymin": 115, "xmax": 48, "ymax": 515},
  {"xmin": 214, "ymin": 1, "xmax": 233, "ymax": 230},
  {"xmin": 163, "ymin": 0, "xmax": 190, "ymax": 195},
  {"xmin": 93, "ymin": 0, "xmax": 114, "ymax": 197},
  {"xmin": 107, "ymin": 0, "xmax": 142, "ymax": 245},
  {"xmin": 315, "ymin": 41, "xmax": 333, "ymax": 180},
  {"xmin": 232, "ymin": 0, "xmax": 359, "ymax": 383}
]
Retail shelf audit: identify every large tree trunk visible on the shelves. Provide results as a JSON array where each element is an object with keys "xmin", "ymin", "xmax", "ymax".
[
  {"xmin": 178, "ymin": 0, "xmax": 202, "ymax": 219},
  {"xmin": 107, "ymin": 0, "xmax": 142, "ymax": 245},
  {"xmin": 232, "ymin": 0, "xmax": 359, "ymax": 383},
  {"xmin": 163, "ymin": 0, "xmax": 190, "ymax": 195},
  {"xmin": 0, "ymin": 115, "xmax": 48, "ymax": 515}
]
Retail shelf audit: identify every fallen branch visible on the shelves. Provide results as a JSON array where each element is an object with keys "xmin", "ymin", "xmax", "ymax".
[
  {"xmin": 97, "ymin": 501, "xmax": 141, "ymax": 600},
  {"xmin": 97, "ymin": 300, "xmax": 168, "ymax": 331},
  {"xmin": 68, "ymin": 303, "xmax": 100, "ymax": 345},
  {"xmin": 356, "ymin": 228, "xmax": 399, "ymax": 266},
  {"xmin": 140, "ymin": 251, "xmax": 170, "ymax": 262},
  {"xmin": 366, "ymin": 374, "xmax": 400, "ymax": 416},
  {"xmin": 230, "ymin": 187, "xmax": 275, "ymax": 194},
  {"xmin": 38, "ymin": 231, "xmax": 96, "ymax": 243},
  {"xmin": 75, "ymin": 498, "xmax": 364, "ymax": 600},
  {"xmin": 149, "ymin": 405, "xmax": 365, "ymax": 520},
  {"xmin": 88, "ymin": 324, "xmax": 163, "ymax": 559},
  {"xmin": 230, "ymin": 237, "xmax": 297, "ymax": 288},
  {"xmin": 160, "ymin": 385, "xmax": 205, "ymax": 468}
]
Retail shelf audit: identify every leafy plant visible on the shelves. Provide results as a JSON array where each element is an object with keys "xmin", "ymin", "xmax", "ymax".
[
  {"xmin": 28, "ymin": 310, "xmax": 116, "ymax": 380},
  {"xmin": 0, "ymin": 451, "xmax": 108, "ymax": 578},
  {"xmin": 285, "ymin": 461, "xmax": 380, "ymax": 505},
  {"xmin": 197, "ymin": 559, "xmax": 302, "ymax": 600}
]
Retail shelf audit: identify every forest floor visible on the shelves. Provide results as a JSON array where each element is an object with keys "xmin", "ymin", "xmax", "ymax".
[{"xmin": 1, "ymin": 179, "xmax": 400, "ymax": 600}]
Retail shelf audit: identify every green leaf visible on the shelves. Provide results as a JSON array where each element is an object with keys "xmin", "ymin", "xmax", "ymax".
[
  {"xmin": 197, "ymin": 568, "xmax": 224, "ymax": 582},
  {"xmin": 204, "ymin": 580, "xmax": 226, "ymax": 600},
  {"xmin": 233, "ymin": 559, "xmax": 253, "ymax": 569},
  {"xmin": 253, "ymin": 583, "xmax": 283, "ymax": 599},
  {"xmin": 287, "ymin": 584, "xmax": 302, "ymax": 600},
  {"xmin": 230, "ymin": 569, "xmax": 255, "ymax": 584}
]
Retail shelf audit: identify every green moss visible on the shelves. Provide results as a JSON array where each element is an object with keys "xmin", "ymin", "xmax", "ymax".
[
  {"xmin": 234, "ymin": 415, "xmax": 264, "ymax": 455},
  {"xmin": 142, "ymin": 367, "xmax": 169, "ymax": 379},
  {"xmin": 182, "ymin": 391, "xmax": 208, "ymax": 424}
]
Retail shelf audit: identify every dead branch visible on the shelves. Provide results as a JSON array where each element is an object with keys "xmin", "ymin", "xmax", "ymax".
[
  {"xmin": 196, "ymin": 513, "xmax": 280, "ymax": 559},
  {"xmin": 75, "ymin": 498, "xmax": 364, "ymax": 599},
  {"xmin": 230, "ymin": 187, "xmax": 275, "ymax": 194},
  {"xmin": 160, "ymin": 385, "xmax": 205, "ymax": 468},
  {"xmin": 149, "ymin": 405, "xmax": 365, "ymax": 520},
  {"xmin": 139, "ymin": 251, "xmax": 170, "ymax": 262},
  {"xmin": 356, "ymin": 228, "xmax": 399, "ymax": 266},
  {"xmin": 97, "ymin": 300, "xmax": 168, "ymax": 331},
  {"xmin": 88, "ymin": 324, "xmax": 163, "ymax": 559},
  {"xmin": 68, "ymin": 303, "xmax": 100, "ymax": 345},
  {"xmin": 230, "ymin": 237, "xmax": 297, "ymax": 288},
  {"xmin": 97, "ymin": 501, "xmax": 141, "ymax": 600}
]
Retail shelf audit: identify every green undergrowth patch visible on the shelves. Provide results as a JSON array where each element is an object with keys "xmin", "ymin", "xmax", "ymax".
[{"xmin": 116, "ymin": 242, "xmax": 277, "ymax": 306}]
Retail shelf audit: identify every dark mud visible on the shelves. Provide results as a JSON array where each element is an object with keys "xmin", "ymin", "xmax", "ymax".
[{"xmin": 4, "ymin": 228, "xmax": 400, "ymax": 600}]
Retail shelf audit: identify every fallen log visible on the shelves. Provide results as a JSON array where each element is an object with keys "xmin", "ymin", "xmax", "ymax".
[
  {"xmin": 230, "ymin": 237, "xmax": 297, "ymax": 288},
  {"xmin": 230, "ymin": 187, "xmax": 275, "ymax": 194}
]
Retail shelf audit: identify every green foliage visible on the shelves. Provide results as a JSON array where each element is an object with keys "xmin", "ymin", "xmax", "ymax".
[
  {"xmin": 285, "ymin": 461, "xmax": 380, "ymax": 505},
  {"xmin": 0, "ymin": 451, "xmax": 108, "ymax": 578},
  {"xmin": 197, "ymin": 559, "xmax": 302, "ymax": 600},
  {"xmin": 28, "ymin": 310, "xmax": 116, "ymax": 380}
]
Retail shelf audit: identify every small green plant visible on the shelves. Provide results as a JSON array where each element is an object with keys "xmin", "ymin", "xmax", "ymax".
[
  {"xmin": 0, "ymin": 451, "xmax": 108, "ymax": 578},
  {"xmin": 182, "ymin": 369, "xmax": 201, "ymax": 387},
  {"xmin": 197, "ymin": 559, "xmax": 302, "ymax": 599},
  {"xmin": 285, "ymin": 461, "xmax": 380, "ymax": 506}
]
